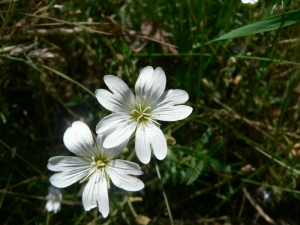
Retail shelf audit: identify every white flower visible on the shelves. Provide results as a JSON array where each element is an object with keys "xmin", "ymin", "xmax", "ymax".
[
  {"xmin": 47, "ymin": 121, "xmax": 144, "ymax": 218},
  {"xmin": 241, "ymin": 0, "xmax": 258, "ymax": 4},
  {"xmin": 96, "ymin": 66, "xmax": 193, "ymax": 164},
  {"xmin": 45, "ymin": 185, "xmax": 62, "ymax": 214}
]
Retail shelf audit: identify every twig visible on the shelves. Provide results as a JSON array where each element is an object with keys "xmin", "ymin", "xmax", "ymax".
[
  {"xmin": 197, "ymin": 216, "xmax": 229, "ymax": 223},
  {"xmin": 17, "ymin": 13, "xmax": 178, "ymax": 49},
  {"xmin": 0, "ymin": 21, "xmax": 105, "ymax": 30},
  {"xmin": 178, "ymin": 175, "xmax": 234, "ymax": 204},
  {"xmin": 0, "ymin": 139, "xmax": 46, "ymax": 178},
  {"xmin": 0, "ymin": 190, "xmax": 82, "ymax": 206},
  {"xmin": 21, "ymin": 13, "xmax": 111, "ymax": 35},
  {"xmin": 0, "ymin": 176, "xmax": 38, "ymax": 192},
  {"xmin": 212, "ymin": 97, "xmax": 280, "ymax": 143},
  {"xmin": 242, "ymin": 187, "xmax": 277, "ymax": 224}
]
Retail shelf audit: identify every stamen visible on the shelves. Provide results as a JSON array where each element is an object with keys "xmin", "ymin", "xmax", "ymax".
[
  {"xmin": 105, "ymin": 173, "xmax": 110, "ymax": 189},
  {"xmin": 137, "ymin": 114, "xmax": 143, "ymax": 121},
  {"xmin": 90, "ymin": 156, "xmax": 96, "ymax": 166},
  {"xmin": 80, "ymin": 167, "xmax": 96, "ymax": 183},
  {"xmin": 80, "ymin": 156, "xmax": 109, "ymax": 184},
  {"xmin": 132, "ymin": 104, "xmax": 156, "ymax": 124},
  {"xmin": 142, "ymin": 106, "xmax": 151, "ymax": 112},
  {"xmin": 145, "ymin": 117, "xmax": 161, "ymax": 126},
  {"xmin": 132, "ymin": 109, "xmax": 139, "ymax": 114}
]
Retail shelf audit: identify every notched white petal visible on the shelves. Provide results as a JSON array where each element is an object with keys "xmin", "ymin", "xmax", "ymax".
[
  {"xmin": 135, "ymin": 66, "xmax": 166, "ymax": 106},
  {"xmin": 45, "ymin": 201, "xmax": 61, "ymax": 213},
  {"xmin": 63, "ymin": 121, "xmax": 95, "ymax": 157},
  {"xmin": 152, "ymin": 105, "xmax": 193, "ymax": 121},
  {"xmin": 135, "ymin": 66, "xmax": 153, "ymax": 102},
  {"xmin": 136, "ymin": 67, "xmax": 154, "ymax": 89},
  {"xmin": 96, "ymin": 177, "xmax": 109, "ymax": 218},
  {"xmin": 82, "ymin": 173, "xmax": 97, "ymax": 211},
  {"xmin": 110, "ymin": 159, "xmax": 143, "ymax": 175},
  {"xmin": 107, "ymin": 167, "xmax": 144, "ymax": 191},
  {"xmin": 154, "ymin": 89, "xmax": 189, "ymax": 108},
  {"xmin": 146, "ymin": 124, "xmax": 167, "ymax": 160},
  {"xmin": 135, "ymin": 125, "xmax": 151, "ymax": 164},
  {"xmin": 47, "ymin": 156, "xmax": 89, "ymax": 172},
  {"xmin": 103, "ymin": 75, "xmax": 135, "ymax": 106},
  {"xmin": 150, "ymin": 67, "xmax": 167, "ymax": 101},
  {"xmin": 96, "ymin": 89, "xmax": 130, "ymax": 113},
  {"xmin": 49, "ymin": 168, "xmax": 88, "ymax": 188},
  {"xmin": 96, "ymin": 136, "xmax": 129, "ymax": 160},
  {"xmin": 96, "ymin": 113, "xmax": 130, "ymax": 135},
  {"xmin": 102, "ymin": 120, "xmax": 136, "ymax": 149}
]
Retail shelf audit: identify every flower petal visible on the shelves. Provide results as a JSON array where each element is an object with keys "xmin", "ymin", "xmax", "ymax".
[
  {"xmin": 135, "ymin": 67, "xmax": 166, "ymax": 107},
  {"xmin": 103, "ymin": 75, "xmax": 135, "ymax": 107},
  {"xmin": 47, "ymin": 156, "xmax": 89, "ymax": 172},
  {"xmin": 154, "ymin": 89, "xmax": 190, "ymax": 108},
  {"xmin": 135, "ymin": 125, "xmax": 151, "ymax": 164},
  {"xmin": 96, "ymin": 89, "xmax": 127, "ymax": 113},
  {"xmin": 103, "ymin": 127, "xmax": 135, "ymax": 149},
  {"xmin": 151, "ymin": 89, "xmax": 193, "ymax": 121},
  {"xmin": 96, "ymin": 113, "xmax": 136, "ymax": 148},
  {"xmin": 96, "ymin": 113, "xmax": 131, "ymax": 135},
  {"xmin": 95, "ymin": 87, "xmax": 134, "ymax": 113},
  {"xmin": 45, "ymin": 201, "xmax": 54, "ymax": 212},
  {"xmin": 45, "ymin": 201, "xmax": 61, "ymax": 214},
  {"xmin": 96, "ymin": 135, "xmax": 129, "ymax": 160},
  {"xmin": 109, "ymin": 159, "xmax": 143, "ymax": 176},
  {"xmin": 52, "ymin": 202, "xmax": 61, "ymax": 213},
  {"xmin": 82, "ymin": 173, "xmax": 97, "ymax": 211},
  {"xmin": 63, "ymin": 121, "xmax": 96, "ymax": 157},
  {"xmin": 107, "ymin": 167, "xmax": 144, "ymax": 191},
  {"xmin": 49, "ymin": 167, "xmax": 89, "ymax": 188},
  {"xmin": 96, "ymin": 176, "xmax": 109, "ymax": 218},
  {"xmin": 152, "ymin": 105, "xmax": 193, "ymax": 121},
  {"xmin": 146, "ymin": 124, "xmax": 168, "ymax": 160}
]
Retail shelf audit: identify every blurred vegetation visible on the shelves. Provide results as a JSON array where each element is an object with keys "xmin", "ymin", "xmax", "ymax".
[{"xmin": 1, "ymin": 0, "xmax": 300, "ymax": 224}]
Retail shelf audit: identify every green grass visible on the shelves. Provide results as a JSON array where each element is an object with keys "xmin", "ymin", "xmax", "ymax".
[{"xmin": 1, "ymin": 0, "xmax": 300, "ymax": 224}]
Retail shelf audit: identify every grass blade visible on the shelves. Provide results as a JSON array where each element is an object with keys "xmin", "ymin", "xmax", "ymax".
[{"xmin": 209, "ymin": 9, "xmax": 300, "ymax": 43}]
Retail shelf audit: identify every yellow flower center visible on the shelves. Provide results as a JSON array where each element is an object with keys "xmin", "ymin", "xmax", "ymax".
[
  {"xmin": 131, "ymin": 104, "xmax": 160, "ymax": 126},
  {"xmin": 89, "ymin": 157, "xmax": 108, "ymax": 170},
  {"xmin": 131, "ymin": 104, "xmax": 152, "ymax": 124},
  {"xmin": 84, "ymin": 157, "xmax": 110, "ymax": 188}
]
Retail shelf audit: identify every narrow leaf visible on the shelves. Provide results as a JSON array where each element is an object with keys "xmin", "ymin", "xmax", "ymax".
[
  {"xmin": 185, "ymin": 161, "xmax": 204, "ymax": 185},
  {"xmin": 209, "ymin": 9, "xmax": 300, "ymax": 43}
]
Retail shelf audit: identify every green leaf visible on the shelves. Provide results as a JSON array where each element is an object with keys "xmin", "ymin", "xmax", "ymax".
[
  {"xmin": 209, "ymin": 9, "xmax": 300, "ymax": 43},
  {"xmin": 185, "ymin": 160, "xmax": 204, "ymax": 185}
]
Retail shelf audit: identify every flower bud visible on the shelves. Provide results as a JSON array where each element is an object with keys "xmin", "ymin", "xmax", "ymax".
[
  {"xmin": 136, "ymin": 215, "xmax": 151, "ymax": 225},
  {"xmin": 165, "ymin": 135, "xmax": 176, "ymax": 146}
]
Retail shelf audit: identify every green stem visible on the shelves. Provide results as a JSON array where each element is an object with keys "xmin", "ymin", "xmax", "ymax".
[
  {"xmin": 154, "ymin": 159, "xmax": 174, "ymax": 225},
  {"xmin": 127, "ymin": 196, "xmax": 137, "ymax": 218},
  {"xmin": 0, "ymin": 139, "xmax": 45, "ymax": 177}
]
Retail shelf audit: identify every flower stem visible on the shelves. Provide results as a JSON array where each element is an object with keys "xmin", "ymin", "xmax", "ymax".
[
  {"xmin": 154, "ymin": 159, "xmax": 174, "ymax": 225},
  {"xmin": 127, "ymin": 196, "xmax": 137, "ymax": 218},
  {"xmin": 0, "ymin": 139, "xmax": 46, "ymax": 178}
]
